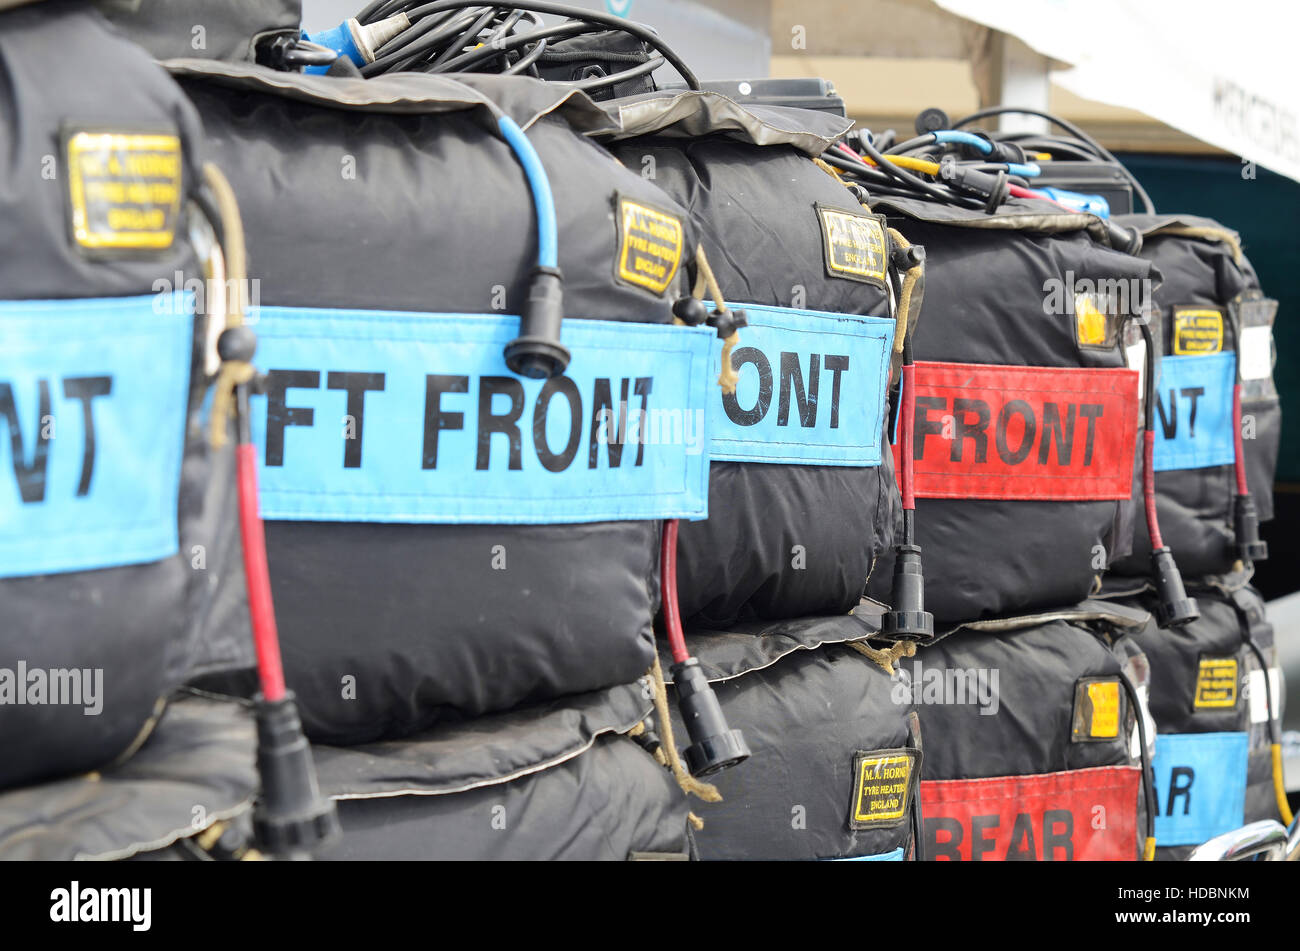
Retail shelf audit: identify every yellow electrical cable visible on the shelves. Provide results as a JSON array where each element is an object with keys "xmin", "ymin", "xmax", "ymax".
[
  {"xmin": 849, "ymin": 151, "xmax": 942, "ymax": 176},
  {"xmin": 881, "ymin": 154, "xmax": 941, "ymax": 175},
  {"xmin": 1272, "ymin": 743, "xmax": 1295, "ymax": 825}
]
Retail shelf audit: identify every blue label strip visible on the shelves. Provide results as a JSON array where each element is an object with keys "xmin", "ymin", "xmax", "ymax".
[
  {"xmin": 248, "ymin": 308, "xmax": 716, "ymax": 524},
  {"xmin": 833, "ymin": 847, "xmax": 905, "ymax": 861},
  {"xmin": 710, "ymin": 302, "xmax": 894, "ymax": 466},
  {"xmin": 1152, "ymin": 352, "xmax": 1236, "ymax": 472},
  {"xmin": 1151, "ymin": 731, "xmax": 1248, "ymax": 846},
  {"xmin": 0, "ymin": 293, "xmax": 191, "ymax": 578}
]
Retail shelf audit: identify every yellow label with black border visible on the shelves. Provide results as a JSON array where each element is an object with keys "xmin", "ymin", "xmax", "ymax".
[
  {"xmin": 817, "ymin": 205, "xmax": 887, "ymax": 284},
  {"xmin": 849, "ymin": 748, "xmax": 917, "ymax": 829},
  {"xmin": 1071, "ymin": 677, "xmax": 1122, "ymax": 741},
  {"xmin": 66, "ymin": 130, "xmax": 182, "ymax": 251},
  {"xmin": 1173, "ymin": 308, "xmax": 1224, "ymax": 355},
  {"xmin": 615, "ymin": 197, "xmax": 683, "ymax": 295},
  {"xmin": 1194, "ymin": 656, "xmax": 1239, "ymax": 709}
]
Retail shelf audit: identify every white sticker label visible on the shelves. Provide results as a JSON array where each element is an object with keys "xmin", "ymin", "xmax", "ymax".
[
  {"xmin": 1247, "ymin": 668, "xmax": 1281, "ymax": 724},
  {"xmin": 1239, "ymin": 325, "xmax": 1273, "ymax": 381},
  {"xmin": 1126, "ymin": 337, "xmax": 1146, "ymax": 422},
  {"xmin": 1130, "ymin": 683, "xmax": 1157, "ymax": 760}
]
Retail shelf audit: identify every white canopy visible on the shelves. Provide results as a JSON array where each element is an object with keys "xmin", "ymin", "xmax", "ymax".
[{"xmin": 934, "ymin": 0, "xmax": 1300, "ymax": 182}]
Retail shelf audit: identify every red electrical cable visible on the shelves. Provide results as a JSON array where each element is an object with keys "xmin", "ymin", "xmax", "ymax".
[
  {"xmin": 1232, "ymin": 382, "xmax": 1250, "ymax": 495},
  {"xmin": 660, "ymin": 519, "xmax": 691, "ymax": 665},
  {"xmin": 1007, "ymin": 182, "xmax": 1076, "ymax": 214},
  {"xmin": 900, "ymin": 362, "xmax": 916, "ymax": 510},
  {"xmin": 237, "ymin": 442, "xmax": 287, "ymax": 702},
  {"xmin": 1143, "ymin": 430, "xmax": 1163, "ymax": 550}
]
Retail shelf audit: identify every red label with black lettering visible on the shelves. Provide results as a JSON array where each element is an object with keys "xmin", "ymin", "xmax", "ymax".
[
  {"xmin": 921, "ymin": 765, "xmax": 1141, "ymax": 861},
  {"xmin": 894, "ymin": 361, "xmax": 1139, "ymax": 501}
]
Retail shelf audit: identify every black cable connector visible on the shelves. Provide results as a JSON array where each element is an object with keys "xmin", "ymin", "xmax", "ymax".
[
  {"xmin": 252, "ymin": 693, "xmax": 340, "ymax": 859},
  {"xmin": 671, "ymin": 658, "xmax": 750, "ymax": 777},
  {"xmin": 671, "ymin": 296, "xmax": 709, "ymax": 326},
  {"xmin": 1149, "ymin": 547, "xmax": 1200, "ymax": 628},
  {"xmin": 914, "ymin": 108, "xmax": 950, "ymax": 135},
  {"xmin": 504, "ymin": 265, "xmax": 570, "ymax": 379},
  {"xmin": 983, "ymin": 139, "xmax": 1027, "ymax": 165},
  {"xmin": 881, "ymin": 543, "xmax": 934, "ymax": 640},
  {"xmin": 937, "ymin": 158, "xmax": 1008, "ymax": 212},
  {"xmin": 1233, "ymin": 493, "xmax": 1269, "ymax": 563}
]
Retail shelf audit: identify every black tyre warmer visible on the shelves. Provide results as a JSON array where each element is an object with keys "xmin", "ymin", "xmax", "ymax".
[
  {"xmin": 177, "ymin": 70, "xmax": 700, "ymax": 744},
  {"xmin": 1110, "ymin": 215, "xmax": 1279, "ymax": 578},
  {"xmin": 901, "ymin": 606, "xmax": 1149, "ymax": 861},
  {"xmin": 311, "ymin": 682, "xmax": 689, "ymax": 860},
  {"xmin": 663, "ymin": 614, "xmax": 919, "ymax": 860},
  {"xmin": 0, "ymin": 3, "xmax": 243, "ymax": 790},
  {"xmin": 867, "ymin": 197, "xmax": 1151, "ymax": 626},
  {"xmin": 1118, "ymin": 584, "xmax": 1284, "ymax": 859},
  {"xmin": 607, "ymin": 120, "xmax": 899, "ymax": 628}
]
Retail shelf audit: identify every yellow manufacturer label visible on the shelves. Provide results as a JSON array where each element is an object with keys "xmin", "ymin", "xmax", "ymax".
[
  {"xmin": 1086, "ymin": 681, "xmax": 1120, "ymax": 737},
  {"xmin": 849, "ymin": 748, "xmax": 916, "ymax": 829},
  {"xmin": 1075, "ymin": 294, "xmax": 1114, "ymax": 348},
  {"xmin": 616, "ymin": 197, "xmax": 683, "ymax": 295},
  {"xmin": 1194, "ymin": 656, "xmax": 1239, "ymax": 709},
  {"xmin": 1173, "ymin": 308, "xmax": 1224, "ymax": 355},
  {"xmin": 818, "ymin": 206, "xmax": 887, "ymax": 283},
  {"xmin": 66, "ymin": 131, "xmax": 182, "ymax": 251},
  {"xmin": 1072, "ymin": 678, "xmax": 1122, "ymax": 741}
]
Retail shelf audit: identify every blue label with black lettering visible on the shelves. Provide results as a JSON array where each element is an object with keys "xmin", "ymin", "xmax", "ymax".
[
  {"xmin": 711, "ymin": 302, "xmax": 894, "ymax": 466},
  {"xmin": 1151, "ymin": 731, "xmax": 1248, "ymax": 845},
  {"xmin": 0, "ymin": 293, "xmax": 191, "ymax": 578},
  {"xmin": 1152, "ymin": 352, "xmax": 1236, "ymax": 472},
  {"xmin": 248, "ymin": 308, "xmax": 716, "ymax": 524}
]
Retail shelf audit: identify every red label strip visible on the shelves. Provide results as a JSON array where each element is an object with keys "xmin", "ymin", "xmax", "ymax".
[
  {"xmin": 921, "ymin": 765, "xmax": 1141, "ymax": 861},
  {"xmin": 894, "ymin": 360, "xmax": 1139, "ymax": 501}
]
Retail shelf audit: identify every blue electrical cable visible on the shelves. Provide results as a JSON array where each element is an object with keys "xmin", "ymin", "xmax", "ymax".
[
  {"xmin": 933, "ymin": 130, "xmax": 993, "ymax": 154},
  {"xmin": 1006, "ymin": 162, "xmax": 1041, "ymax": 178},
  {"xmin": 496, "ymin": 113, "xmax": 558, "ymax": 269}
]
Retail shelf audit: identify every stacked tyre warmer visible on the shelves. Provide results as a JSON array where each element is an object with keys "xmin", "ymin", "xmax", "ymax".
[
  {"xmin": 172, "ymin": 65, "xmax": 715, "ymax": 858},
  {"xmin": 900, "ymin": 604, "xmax": 1153, "ymax": 861},
  {"xmin": 601, "ymin": 92, "xmax": 920, "ymax": 860},
  {"xmin": 0, "ymin": 1, "xmax": 258, "ymax": 860},
  {"xmin": 867, "ymin": 195, "xmax": 1158, "ymax": 860},
  {"xmin": 1100, "ymin": 216, "xmax": 1287, "ymax": 857}
]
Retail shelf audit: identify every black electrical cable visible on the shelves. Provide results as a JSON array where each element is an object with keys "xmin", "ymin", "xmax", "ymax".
[
  {"xmin": 419, "ymin": 19, "xmax": 587, "ymax": 76},
  {"xmin": 356, "ymin": 1, "xmax": 701, "ymax": 89},
  {"xmin": 886, "ymin": 133, "xmax": 935, "ymax": 155},
  {"xmin": 1117, "ymin": 665, "xmax": 1158, "ymax": 858},
  {"xmin": 565, "ymin": 54, "xmax": 665, "ymax": 91},
  {"xmin": 857, "ymin": 132, "xmax": 980, "ymax": 207},
  {"xmin": 951, "ymin": 106, "xmax": 1155, "ymax": 214},
  {"xmin": 825, "ymin": 144, "xmax": 985, "ymax": 210}
]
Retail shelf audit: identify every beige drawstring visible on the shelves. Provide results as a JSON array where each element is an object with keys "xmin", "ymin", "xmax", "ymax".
[
  {"xmin": 203, "ymin": 162, "xmax": 255, "ymax": 449},
  {"xmin": 648, "ymin": 652, "xmax": 722, "ymax": 805},
  {"xmin": 849, "ymin": 638, "xmax": 917, "ymax": 676},
  {"xmin": 684, "ymin": 245, "xmax": 739, "ymax": 395},
  {"xmin": 886, "ymin": 227, "xmax": 922, "ymax": 355}
]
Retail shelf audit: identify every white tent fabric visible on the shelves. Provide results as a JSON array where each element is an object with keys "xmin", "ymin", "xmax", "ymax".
[{"xmin": 934, "ymin": 0, "xmax": 1300, "ymax": 183}]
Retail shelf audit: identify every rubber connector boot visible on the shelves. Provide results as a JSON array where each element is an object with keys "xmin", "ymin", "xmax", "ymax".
[
  {"xmin": 252, "ymin": 693, "xmax": 340, "ymax": 859},
  {"xmin": 505, "ymin": 266, "xmax": 570, "ymax": 379},
  {"xmin": 881, "ymin": 544, "xmax": 934, "ymax": 641},
  {"xmin": 1233, "ymin": 493, "xmax": 1269, "ymax": 563},
  {"xmin": 671, "ymin": 658, "xmax": 750, "ymax": 777},
  {"xmin": 1150, "ymin": 547, "xmax": 1200, "ymax": 628}
]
